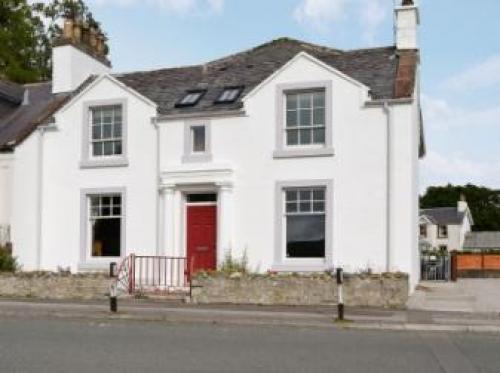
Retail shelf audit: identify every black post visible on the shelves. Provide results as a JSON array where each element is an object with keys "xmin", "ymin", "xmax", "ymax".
[
  {"xmin": 109, "ymin": 283, "xmax": 117, "ymax": 313},
  {"xmin": 336, "ymin": 268, "xmax": 344, "ymax": 321},
  {"xmin": 109, "ymin": 262, "xmax": 117, "ymax": 278}
]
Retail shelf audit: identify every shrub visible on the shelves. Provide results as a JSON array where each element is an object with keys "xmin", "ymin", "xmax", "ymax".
[
  {"xmin": 0, "ymin": 247, "xmax": 18, "ymax": 272},
  {"xmin": 220, "ymin": 250, "xmax": 248, "ymax": 274}
]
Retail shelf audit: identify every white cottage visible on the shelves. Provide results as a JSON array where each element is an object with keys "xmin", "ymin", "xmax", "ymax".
[{"xmin": 0, "ymin": 1, "xmax": 424, "ymax": 288}]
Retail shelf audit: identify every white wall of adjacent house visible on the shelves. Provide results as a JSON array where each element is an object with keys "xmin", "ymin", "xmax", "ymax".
[
  {"xmin": 158, "ymin": 54, "xmax": 420, "ymax": 287},
  {"xmin": 0, "ymin": 153, "xmax": 13, "ymax": 245},
  {"xmin": 11, "ymin": 76, "xmax": 158, "ymax": 271}
]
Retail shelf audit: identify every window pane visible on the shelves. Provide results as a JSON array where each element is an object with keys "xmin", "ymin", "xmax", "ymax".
[
  {"xmin": 103, "ymin": 124, "xmax": 112, "ymax": 138},
  {"xmin": 91, "ymin": 218, "xmax": 121, "ymax": 257},
  {"xmin": 112, "ymin": 196, "xmax": 121, "ymax": 206},
  {"xmin": 286, "ymin": 110, "xmax": 298, "ymax": 127},
  {"xmin": 286, "ymin": 215, "xmax": 325, "ymax": 258},
  {"xmin": 299, "ymin": 109, "xmax": 312, "ymax": 126},
  {"xmin": 313, "ymin": 128, "xmax": 325, "ymax": 144},
  {"xmin": 286, "ymin": 202, "xmax": 298, "ymax": 213},
  {"xmin": 299, "ymin": 129, "xmax": 311, "ymax": 144},
  {"xmin": 313, "ymin": 91, "xmax": 325, "ymax": 107},
  {"xmin": 192, "ymin": 126, "xmax": 206, "ymax": 153},
  {"xmin": 298, "ymin": 94, "xmax": 311, "ymax": 109},
  {"xmin": 313, "ymin": 108, "xmax": 325, "ymax": 126},
  {"xmin": 313, "ymin": 201, "xmax": 325, "ymax": 212},
  {"xmin": 286, "ymin": 94, "xmax": 298, "ymax": 109},
  {"xmin": 313, "ymin": 189, "xmax": 325, "ymax": 201},
  {"xmin": 92, "ymin": 125, "xmax": 101, "ymax": 140},
  {"xmin": 299, "ymin": 201, "xmax": 311, "ymax": 212},
  {"xmin": 113, "ymin": 123, "xmax": 122, "ymax": 138},
  {"xmin": 112, "ymin": 206, "xmax": 121, "ymax": 216},
  {"xmin": 102, "ymin": 110, "xmax": 112, "ymax": 124},
  {"xmin": 286, "ymin": 190, "xmax": 298, "ymax": 202},
  {"xmin": 103, "ymin": 141, "xmax": 113, "ymax": 156},
  {"xmin": 114, "ymin": 141, "xmax": 122, "ymax": 155},
  {"xmin": 286, "ymin": 129, "xmax": 299, "ymax": 146},
  {"xmin": 102, "ymin": 196, "xmax": 111, "ymax": 206},
  {"xmin": 93, "ymin": 142, "xmax": 103, "ymax": 156},
  {"xmin": 299, "ymin": 190, "xmax": 311, "ymax": 201}
]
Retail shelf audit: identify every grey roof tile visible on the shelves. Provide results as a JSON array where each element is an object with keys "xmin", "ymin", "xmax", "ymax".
[
  {"xmin": 420, "ymin": 207, "xmax": 465, "ymax": 225},
  {"xmin": 464, "ymin": 232, "xmax": 500, "ymax": 249}
]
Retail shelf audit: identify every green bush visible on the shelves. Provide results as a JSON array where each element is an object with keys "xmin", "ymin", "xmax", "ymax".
[
  {"xmin": 220, "ymin": 250, "xmax": 248, "ymax": 274},
  {"xmin": 0, "ymin": 247, "xmax": 18, "ymax": 272}
]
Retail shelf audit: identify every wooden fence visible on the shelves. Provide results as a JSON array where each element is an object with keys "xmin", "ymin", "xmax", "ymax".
[{"xmin": 451, "ymin": 252, "xmax": 500, "ymax": 279}]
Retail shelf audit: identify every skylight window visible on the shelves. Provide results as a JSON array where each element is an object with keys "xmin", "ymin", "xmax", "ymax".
[
  {"xmin": 215, "ymin": 87, "xmax": 243, "ymax": 104},
  {"xmin": 176, "ymin": 90, "xmax": 205, "ymax": 107}
]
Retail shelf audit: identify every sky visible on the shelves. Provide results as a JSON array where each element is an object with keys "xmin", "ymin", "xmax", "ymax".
[{"xmin": 35, "ymin": 0, "xmax": 500, "ymax": 193}]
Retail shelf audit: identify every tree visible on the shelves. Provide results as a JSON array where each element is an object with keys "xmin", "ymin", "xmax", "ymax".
[
  {"xmin": 1, "ymin": 0, "xmax": 107, "ymax": 84},
  {"xmin": 0, "ymin": 0, "xmax": 48, "ymax": 83},
  {"xmin": 420, "ymin": 184, "xmax": 500, "ymax": 231}
]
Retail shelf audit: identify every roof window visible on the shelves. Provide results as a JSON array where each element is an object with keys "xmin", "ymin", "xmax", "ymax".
[
  {"xmin": 176, "ymin": 90, "xmax": 206, "ymax": 107},
  {"xmin": 215, "ymin": 86, "xmax": 243, "ymax": 104}
]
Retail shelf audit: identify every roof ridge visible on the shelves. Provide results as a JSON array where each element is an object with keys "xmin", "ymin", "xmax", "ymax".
[{"xmin": 114, "ymin": 64, "xmax": 202, "ymax": 78}]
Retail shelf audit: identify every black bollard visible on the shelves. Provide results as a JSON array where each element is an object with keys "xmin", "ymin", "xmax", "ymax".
[
  {"xmin": 109, "ymin": 283, "xmax": 118, "ymax": 313},
  {"xmin": 336, "ymin": 268, "xmax": 344, "ymax": 321}
]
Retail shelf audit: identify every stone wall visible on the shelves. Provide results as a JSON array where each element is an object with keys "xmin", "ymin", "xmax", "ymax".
[
  {"xmin": 0, "ymin": 272, "xmax": 110, "ymax": 300},
  {"xmin": 191, "ymin": 272, "xmax": 408, "ymax": 308}
]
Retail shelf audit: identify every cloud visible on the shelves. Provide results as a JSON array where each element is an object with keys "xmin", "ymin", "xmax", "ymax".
[
  {"xmin": 293, "ymin": 0, "xmax": 388, "ymax": 43},
  {"xmin": 359, "ymin": 0, "xmax": 386, "ymax": 45},
  {"xmin": 422, "ymin": 94, "xmax": 500, "ymax": 130},
  {"xmin": 420, "ymin": 150, "xmax": 500, "ymax": 192},
  {"xmin": 293, "ymin": 0, "xmax": 349, "ymax": 33},
  {"xmin": 442, "ymin": 54, "xmax": 500, "ymax": 92}
]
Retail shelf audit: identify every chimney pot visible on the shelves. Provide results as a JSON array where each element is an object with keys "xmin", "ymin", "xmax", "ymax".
[{"xmin": 402, "ymin": 0, "xmax": 414, "ymax": 5}]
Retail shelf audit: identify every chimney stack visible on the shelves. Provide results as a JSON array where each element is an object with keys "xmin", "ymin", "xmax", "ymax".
[
  {"xmin": 458, "ymin": 194, "xmax": 468, "ymax": 213},
  {"xmin": 52, "ymin": 14, "xmax": 111, "ymax": 94},
  {"xmin": 395, "ymin": 0, "xmax": 419, "ymax": 50}
]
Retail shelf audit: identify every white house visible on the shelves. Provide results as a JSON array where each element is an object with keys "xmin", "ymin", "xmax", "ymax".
[
  {"xmin": 419, "ymin": 198, "xmax": 474, "ymax": 252},
  {"xmin": 0, "ymin": 1, "xmax": 424, "ymax": 288}
]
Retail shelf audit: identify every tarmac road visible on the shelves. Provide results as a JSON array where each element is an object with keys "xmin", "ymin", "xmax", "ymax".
[{"xmin": 1, "ymin": 317, "xmax": 500, "ymax": 373}]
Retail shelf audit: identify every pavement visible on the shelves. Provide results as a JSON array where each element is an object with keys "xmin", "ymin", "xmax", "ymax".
[
  {"xmin": 1, "ymin": 317, "xmax": 500, "ymax": 372},
  {"xmin": 408, "ymin": 279, "xmax": 500, "ymax": 313},
  {"xmin": 1, "ymin": 297, "xmax": 500, "ymax": 333}
]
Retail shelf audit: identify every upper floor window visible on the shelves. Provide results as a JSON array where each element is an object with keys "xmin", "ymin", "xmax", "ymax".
[
  {"xmin": 90, "ymin": 105, "xmax": 123, "ymax": 157},
  {"xmin": 274, "ymin": 81, "xmax": 334, "ymax": 159},
  {"xmin": 438, "ymin": 225, "xmax": 448, "ymax": 238},
  {"xmin": 215, "ymin": 87, "xmax": 243, "ymax": 104},
  {"xmin": 420, "ymin": 224, "xmax": 427, "ymax": 237},
  {"xmin": 182, "ymin": 121, "xmax": 212, "ymax": 163},
  {"xmin": 176, "ymin": 90, "xmax": 205, "ymax": 107},
  {"xmin": 285, "ymin": 90, "xmax": 325, "ymax": 146}
]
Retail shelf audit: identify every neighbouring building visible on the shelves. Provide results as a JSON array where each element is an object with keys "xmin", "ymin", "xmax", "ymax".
[
  {"xmin": 463, "ymin": 232, "xmax": 500, "ymax": 251},
  {"xmin": 0, "ymin": 1, "xmax": 424, "ymax": 288},
  {"xmin": 419, "ymin": 197, "xmax": 474, "ymax": 252}
]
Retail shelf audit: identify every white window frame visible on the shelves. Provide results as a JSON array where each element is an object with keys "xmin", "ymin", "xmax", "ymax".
[
  {"xmin": 438, "ymin": 224, "xmax": 448, "ymax": 238},
  {"xmin": 79, "ymin": 188, "xmax": 126, "ymax": 270},
  {"xmin": 274, "ymin": 81, "xmax": 334, "ymax": 159},
  {"xmin": 273, "ymin": 180, "xmax": 333, "ymax": 272},
  {"xmin": 182, "ymin": 120, "xmax": 212, "ymax": 163},
  {"xmin": 80, "ymin": 99, "xmax": 129, "ymax": 168}
]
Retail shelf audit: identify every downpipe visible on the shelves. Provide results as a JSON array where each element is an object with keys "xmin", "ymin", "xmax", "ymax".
[{"xmin": 383, "ymin": 101, "xmax": 392, "ymax": 272}]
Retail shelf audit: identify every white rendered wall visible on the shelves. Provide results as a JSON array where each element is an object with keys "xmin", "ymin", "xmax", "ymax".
[
  {"xmin": 159, "ymin": 56, "xmax": 417, "ymax": 281},
  {"xmin": 11, "ymin": 77, "xmax": 158, "ymax": 271},
  {"xmin": 52, "ymin": 45, "xmax": 111, "ymax": 94},
  {"xmin": 0, "ymin": 153, "xmax": 13, "ymax": 225}
]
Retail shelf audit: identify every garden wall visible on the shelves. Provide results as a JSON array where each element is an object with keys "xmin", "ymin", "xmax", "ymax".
[
  {"xmin": 191, "ymin": 272, "xmax": 409, "ymax": 308},
  {"xmin": 0, "ymin": 272, "xmax": 110, "ymax": 300}
]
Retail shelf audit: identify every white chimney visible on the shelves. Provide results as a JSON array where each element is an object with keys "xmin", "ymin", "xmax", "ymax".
[
  {"xmin": 458, "ymin": 194, "xmax": 468, "ymax": 213},
  {"xmin": 52, "ymin": 19, "xmax": 112, "ymax": 94},
  {"xmin": 395, "ymin": 0, "xmax": 419, "ymax": 50}
]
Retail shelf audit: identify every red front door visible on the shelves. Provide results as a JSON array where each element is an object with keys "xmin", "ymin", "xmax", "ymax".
[{"xmin": 187, "ymin": 205, "xmax": 217, "ymax": 273}]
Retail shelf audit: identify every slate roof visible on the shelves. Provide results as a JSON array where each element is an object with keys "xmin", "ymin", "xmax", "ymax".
[
  {"xmin": 116, "ymin": 38, "xmax": 413, "ymax": 116},
  {"xmin": 0, "ymin": 37, "xmax": 419, "ymax": 149},
  {"xmin": 463, "ymin": 232, "xmax": 500, "ymax": 249},
  {"xmin": 420, "ymin": 207, "xmax": 466, "ymax": 225}
]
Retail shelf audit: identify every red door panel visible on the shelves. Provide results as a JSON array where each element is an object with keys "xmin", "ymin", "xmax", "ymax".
[{"xmin": 187, "ymin": 205, "xmax": 217, "ymax": 273}]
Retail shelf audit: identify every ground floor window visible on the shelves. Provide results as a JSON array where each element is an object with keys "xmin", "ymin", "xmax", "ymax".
[
  {"xmin": 89, "ymin": 194, "xmax": 122, "ymax": 257},
  {"xmin": 284, "ymin": 187, "xmax": 326, "ymax": 258}
]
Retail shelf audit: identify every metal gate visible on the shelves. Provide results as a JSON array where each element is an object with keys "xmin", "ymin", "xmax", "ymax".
[{"xmin": 421, "ymin": 253, "xmax": 450, "ymax": 281}]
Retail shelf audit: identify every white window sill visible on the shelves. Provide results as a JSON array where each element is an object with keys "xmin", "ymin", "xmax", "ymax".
[
  {"xmin": 80, "ymin": 158, "xmax": 129, "ymax": 169},
  {"xmin": 273, "ymin": 147, "xmax": 334, "ymax": 159},
  {"xmin": 182, "ymin": 153, "xmax": 213, "ymax": 163},
  {"xmin": 78, "ymin": 260, "xmax": 119, "ymax": 272}
]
